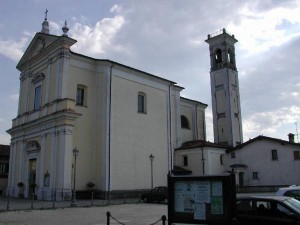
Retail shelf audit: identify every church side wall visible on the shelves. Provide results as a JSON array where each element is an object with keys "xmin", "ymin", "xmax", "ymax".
[
  {"xmin": 68, "ymin": 61, "xmax": 100, "ymax": 191},
  {"xmin": 181, "ymin": 104, "xmax": 194, "ymax": 143},
  {"xmin": 110, "ymin": 74, "xmax": 169, "ymax": 191}
]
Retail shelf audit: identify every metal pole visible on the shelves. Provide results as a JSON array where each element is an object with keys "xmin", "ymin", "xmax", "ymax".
[
  {"xmin": 151, "ymin": 160, "xmax": 153, "ymax": 189},
  {"xmin": 71, "ymin": 154, "xmax": 77, "ymax": 207},
  {"xmin": 106, "ymin": 211, "xmax": 110, "ymax": 225},
  {"xmin": 149, "ymin": 154, "xmax": 154, "ymax": 189},
  {"xmin": 162, "ymin": 215, "xmax": 167, "ymax": 225},
  {"xmin": 31, "ymin": 192, "xmax": 34, "ymax": 209},
  {"xmin": 6, "ymin": 194, "xmax": 10, "ymax": 210}
]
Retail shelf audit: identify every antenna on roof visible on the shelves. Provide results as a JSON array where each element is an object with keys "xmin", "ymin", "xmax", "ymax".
[{"xmin": 296, "ymin": 122, "xmax": 299, "ymax": 143}]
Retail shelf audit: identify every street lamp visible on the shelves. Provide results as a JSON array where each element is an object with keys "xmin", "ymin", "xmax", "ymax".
[
  {"xmin": 71, "ymin": 147, "xmax": 79, "ymax": 207},
  {"xmin": 149, "ymin": 153, "xmax": 154, "ymax": 189}
]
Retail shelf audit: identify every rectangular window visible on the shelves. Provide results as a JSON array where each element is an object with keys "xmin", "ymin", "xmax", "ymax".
[
  {"xmin": 0, "ymin": 163, "xmax": 8, "ymax": 177},
  {"xmin": 138, "ymin": 93, "xmax": 146, "ymax": 113},
  {"xmin": 231, "ymin": 152, "xmax": 236, "ymax": 159},
  {"xmin": 183, "ymin": 156, "xmax": 188, "ymax": 166},
  {"xmin": 294, "ymin": 151, "xmax": 300, "ymax": 160},
  {"xmin": 34, "ymin": 85, "xmax": 42, "ymax": 110},
  {"xmin": 252, "ymin": 172, "xmax": 258, "ymax": 180},
  {"xmin": 220, "ymin": 155, "xmax": 224, "ymax": 165},
  {"xmin": 271, "ymin": 149, "xmax": 278, "ymax": 160},
  {"xmin": 76, "ymin": 87, "xmax": 85, "ymax": 106}
]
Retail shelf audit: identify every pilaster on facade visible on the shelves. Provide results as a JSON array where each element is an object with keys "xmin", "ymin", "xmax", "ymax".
[
  {"xmin": 49, "ymin": 130, "xmax": 58, "ymax": 190},
  {"xmin": 57, "ymin": 128, "xmax": 73, "ymax": 192},
  {"xmin": 6, "ymin": 142, "xmax": 16, "ymax": 196},
  {"xmin": 57, "ymin": 49, "xmax": 71, "ymax": 99},
  {"xmin": 38, "ymin": 134, "xmax": 47, "ymax": 192}
]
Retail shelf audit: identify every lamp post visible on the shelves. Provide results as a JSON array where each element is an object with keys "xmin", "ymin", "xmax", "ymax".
[
  {"xmin": 71, "ymin": 147, "xmax": 79, "ymax": 207},
  {"xmin": 149, "ymin": 153, "xmax": 154, "ymax": 189}
]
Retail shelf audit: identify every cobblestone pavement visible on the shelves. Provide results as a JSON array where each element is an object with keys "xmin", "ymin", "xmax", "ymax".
[{"xmin": 0, "ymin": 197, "xmax": 168, "ymax": 225}]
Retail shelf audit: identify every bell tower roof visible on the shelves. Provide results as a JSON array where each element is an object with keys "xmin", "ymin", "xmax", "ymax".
[{"xmin": 205, "ymin": 28, "xmax": 238, "ymax": 72}]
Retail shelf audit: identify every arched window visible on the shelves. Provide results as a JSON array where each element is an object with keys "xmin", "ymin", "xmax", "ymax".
[
  {"xmin": 215, "ymin": 49, "xmax": 222, "ymax": 63},
  {"xmin": 32, "ymin": 73, "xmax": 45, "ymax": 111},
  {"xmin": 227, "ymin": 49, "xmax": 234, "ymax": 65},
  {"xmin": 181, "ymin": 115, "xmax": 190, "ymax": 129}
]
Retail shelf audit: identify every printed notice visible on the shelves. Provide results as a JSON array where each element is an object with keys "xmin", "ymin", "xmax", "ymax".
[
  {"xmin": 174, "ymin": 182, "xmax": 195, "ymax": 213},
  {"xmin": 211, "ymin": 181, "xmax": 223, "ymax": 196},
  {"xmin": 174, "ymin": 182, "xmax": 186, "ymax": 212},
  {"xmin": 194, "ymin": 182, "xmax": 211, "ymax": 203},
  {"xmin": 194, "ymin": 203, "xmax": 206, "ymax": 220},
  {"xmin": 211, "ymin": 196, "xmax": 223, "ymax": 214}
]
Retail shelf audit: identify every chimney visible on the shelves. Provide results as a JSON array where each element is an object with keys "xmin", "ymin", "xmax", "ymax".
[{"xmin": 288, "ymin": 133, "xmax": 295, "ymax": 143}]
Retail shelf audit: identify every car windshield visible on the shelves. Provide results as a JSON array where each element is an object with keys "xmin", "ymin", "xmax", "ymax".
[{"xmin": 283, "ymin": 198, "xmax": 300, "ymax": 213}]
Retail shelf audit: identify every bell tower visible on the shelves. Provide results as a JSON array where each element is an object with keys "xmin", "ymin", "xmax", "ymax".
[{"xmin": 205, "ymin": 28, "xmax": 243, "ymax": 147}]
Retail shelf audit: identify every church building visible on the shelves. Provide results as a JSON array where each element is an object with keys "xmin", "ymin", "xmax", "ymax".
[
  {"xmin": 8, "ymin": 14, "xmax": 297, "ymax": 200},
  {"xmin": 6, "ymin": 16, "xmax": 208, "ymax": 200}
]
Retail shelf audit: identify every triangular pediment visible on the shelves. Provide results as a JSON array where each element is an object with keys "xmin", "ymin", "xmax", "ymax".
[{"xmin": 17, "ymin": 32, "xmax": 76, "ymax": 70}]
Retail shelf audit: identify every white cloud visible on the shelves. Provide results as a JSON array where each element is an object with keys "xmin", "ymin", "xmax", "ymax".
[
  {"xmin": 110, "ymin": 4, "xmax": 122, "ymax": 14},
  {"xmin": 243, "ymin": 106, "xmax": 300, "ymax": 139},
  {"xmin": 228, "ymin": 4, "xmax": 300, "ymax": 55},
  {"xmin": 0, "ymin": 37, "xmax": 28, "ymax": 62},
  {"xmin": 70, "ymin": 15, "xmax": 125, "ymax": 57}
]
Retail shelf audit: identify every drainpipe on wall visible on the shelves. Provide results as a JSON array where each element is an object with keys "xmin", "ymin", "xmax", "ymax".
[
  {"xmin": 107, "ymin": 62, "xmax": 114, "ymax": 200},
  {"xmin": 168, "ymin": 84, "xmax": 173, "ymax": 173},
  {"xmin": 195, "ymin": 103, "xmax": 199, "ymax": 140},
  {"xmin": 201, "ymin": 147, "xmax": 205, "ymax": 175}
]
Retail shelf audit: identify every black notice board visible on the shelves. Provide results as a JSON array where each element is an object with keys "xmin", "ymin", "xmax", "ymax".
[{"xmin": 168, "ymin": 174, "xmax": 236, "ymax": 225}]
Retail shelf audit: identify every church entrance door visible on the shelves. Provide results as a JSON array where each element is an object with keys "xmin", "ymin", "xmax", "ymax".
[
  {"xmin": 29, "ymin": 159, "xmax": 37, "ymax": 197},
  {"xmin": 239, "ymin": 172, "xmax": 244, "ymax": 187}
]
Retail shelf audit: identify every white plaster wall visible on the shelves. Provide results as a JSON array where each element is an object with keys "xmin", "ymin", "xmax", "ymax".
[
  {"xmin": 110, "ymin": 73, "xmax": 170, "ymax": 190},
  {"xmin": 67, "ymin": 58, "xmax": 102, "ymax": 190},
  {"xmin": 180, "ymin": 104, "xmax": 193, "ymax": 143},
  {"xmin": 227, "ymin": 140, "xmax": 300, "ymax": 186},
  {"xmin": 175, "ymin": 147, "xmax": 226, "ymax": 176},
  {"xmin": 179, "ymin": 100, "xmax": 206, "ymax": 143}
]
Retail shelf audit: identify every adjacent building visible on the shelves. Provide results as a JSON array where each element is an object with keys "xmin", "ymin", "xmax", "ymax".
[
  {"xmin": 226, "ymin": 135, "xmax": 300, "ymax": 188},
  {"xmin": 0, "ymin": 145, "xmax": 10, "ymax": 195}
]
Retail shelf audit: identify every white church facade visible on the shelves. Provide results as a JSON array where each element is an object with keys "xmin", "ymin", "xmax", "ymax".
[{"xmin": 6, "ymin": 17, "xmax": 209, "ymax": 200}]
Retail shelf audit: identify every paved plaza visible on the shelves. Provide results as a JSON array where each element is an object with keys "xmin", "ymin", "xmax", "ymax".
[
  {"xmin": 0, "ymin": 201, "xmax": 167, "ymax": 225},
  {"xmin": 0, "ymin": 193, "xmax": 274, "ymax": 225}
]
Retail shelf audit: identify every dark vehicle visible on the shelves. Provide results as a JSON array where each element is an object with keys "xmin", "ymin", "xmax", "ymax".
[
  {"xmin": 236, "ymin": 196, "xmax": 300, "ymax": 225},
  {"xmin": 141, "ymin": 186, "xmax": 168, "ymax": 204}
]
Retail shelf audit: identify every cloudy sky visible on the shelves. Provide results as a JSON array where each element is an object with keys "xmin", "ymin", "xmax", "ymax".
[{"xmin": 1, "ymin": 0, "xmax": 300, "ymax": 145}]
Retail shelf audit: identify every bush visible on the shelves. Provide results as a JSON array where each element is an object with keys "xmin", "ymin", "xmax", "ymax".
[{"xmin": 87, "ymin": 182, "xmax": 95, "ymax": 188}]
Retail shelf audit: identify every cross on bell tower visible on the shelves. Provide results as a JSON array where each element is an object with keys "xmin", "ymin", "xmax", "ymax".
[{"xmin": 205, "ymin": 28, "xmax": 243, "ymax": 147}]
